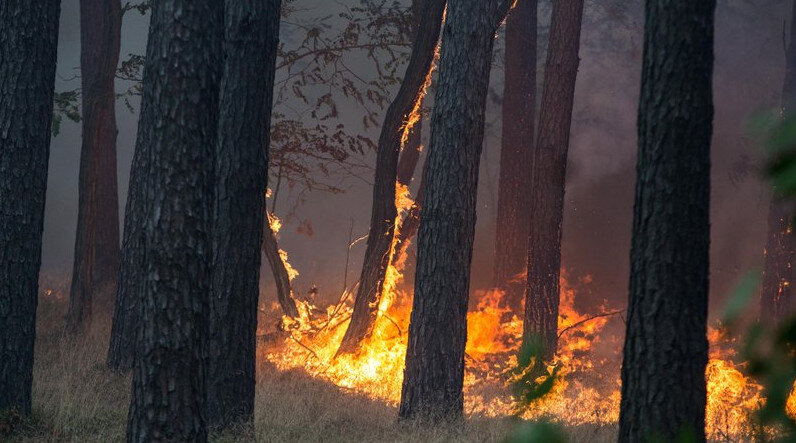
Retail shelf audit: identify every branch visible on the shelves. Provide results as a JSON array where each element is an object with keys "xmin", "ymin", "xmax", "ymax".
[{"xmin": 557, "ymin": 310, "xmax": 624, "ymax": 339}]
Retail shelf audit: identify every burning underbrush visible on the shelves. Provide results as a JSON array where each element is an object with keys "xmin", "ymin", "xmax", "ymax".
[{"xmin": 258, "ymin": 267, "xmax": 784, "ymax": 441}]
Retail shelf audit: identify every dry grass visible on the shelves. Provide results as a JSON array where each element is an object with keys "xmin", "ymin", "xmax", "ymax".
[{"xmin": 5, "ymin": 291, "xmax": 617, "ymax": 442}]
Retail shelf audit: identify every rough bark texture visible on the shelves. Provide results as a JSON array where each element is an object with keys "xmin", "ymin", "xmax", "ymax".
[
  {"xmin": 337, "ymin": 0, "xmax": 446, "ymax": 355},
  {"xmin": 125, "ymin": 0, "xmax": 223, "ymax": 440},
  {"xmin": 0, "ymin": 0, "xmax": 61, "ymax": 415},
  {"xmin": 761, "ymin": 0, "xmax": 796, "ymax": 324},
  {"xmin": 205, "ymin": 0, "xmax": 282, "ymax": 429},
  {"xmin": 618, "ymin": 1, "xmax": 715, "ymax": 441},
  {"xmin": 67, "ymin": 0, "xmax": 122, "ymax": 333},
  {"xmin": 399, "ymin": 0, "xmax": 508, "ymax": 420},
  {"xmin": 494, "ymin": 0, "xmax": 536, "ymax": 310},
  {"xmin": 522, "ymin": 0, "xmax": 583, "ymax": 359}
]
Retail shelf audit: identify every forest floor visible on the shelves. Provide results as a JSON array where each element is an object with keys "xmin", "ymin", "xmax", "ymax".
[{"xmin": 4, "ymin": 286, "xmax": 618, "ymax": 442}]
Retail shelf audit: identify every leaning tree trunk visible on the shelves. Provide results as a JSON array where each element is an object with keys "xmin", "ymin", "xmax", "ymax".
[
  {"xmin": 522, "ymin": 0, "xmax": 584, "ymax": 360},
  {"xmin": 67, "ymin": 0, "xmax": 122, "ymax": 333},
  {"xmin": 494, "ymin": 0, "xmax": 536, "ymax": 310},
  {"xmin": 618, "ymin": 1, "xmax": 715, "ymax": 441},
  {"xmin": 0, "ymin": 0, "xmax": 61, "ymax": 416},
  {"xmin": 761, "ymin": 0, "xmax": 796, "ymax": 324},
  {"xmin": 125, "ymin": 0, "xmax": 223, "ymax": 440},
  {"xmin": 205, "ymin": 0, "xmax": 282, "ymax": 429},
  {"xmin": 399, "ymin": 0, "xmax": 510, "ymax": 420},
  {"xmin": 262, "ymin": 216, "xmax": 300, "ymax": 318},
  {"xmin": 336, "ymin": 0, "xmax": 446, "ymax": 355}
]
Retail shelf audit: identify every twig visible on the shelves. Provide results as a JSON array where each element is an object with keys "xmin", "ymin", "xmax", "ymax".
[
  {"xmin": 382, "ymin": 313, "xmax": 402, "ymax": 336},
  {"xmin": 557, "ymin": 310, "xmax": 624, "ymax": 339},
  {"xmin": 289, "ymin": 334, "xmax": 320, "ymax": 361}
]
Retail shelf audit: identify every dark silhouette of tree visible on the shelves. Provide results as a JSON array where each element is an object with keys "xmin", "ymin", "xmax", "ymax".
[
  {"xmin": 125, "ymin": 0, "xmax": 222, "ymax": 439},
  {"xmin": 618, "ymin": 0, "xmax": 715, "ymax": 441},
  {"xmin": 494, "ymin": 0, "xmax": 537, "ymax": 310},
  {"xmin": 205, "ymin": 0, "xmax": 282, "ymax": 430},
  {"xmin": 66, "ymin": 0, "xmax": 122, "ymax": 333},
  {"xmin": 0, "ymin": 0, "xmax": 61, "ymax": 416},
  {"xmin": 337, "ymin": 0, "xmax": 445, "ymax": 355},
  {"xmin": 523, "ymin": 0, "xmax": 584, "ymax": 359},
  {"xmin": 399, "ymin": 0, "xmax": 511, "ymax": 420},
  {"xmin": 761, "ymin": 0, "xmax": 796, "ymax": 324}
]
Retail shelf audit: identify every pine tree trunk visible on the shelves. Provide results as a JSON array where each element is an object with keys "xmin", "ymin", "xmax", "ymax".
[
  {"xmin": 125, "ymin": 0, "xmax": 223, "ymax": 440},
  {"xmin": 399, "ymin": 0, "xmax": 509, "ymax": 420},
  {"xmin": 522, "ymin": 0, "xmax": 583, "ymax": 359},
  {"xmin": 336, "ymin": 0, "xmax": 446, "ymax": 355},
  {"xmin": 205, "ymin": 0, "xmax": 282, "ymax": 429},
  {"xmin": 262, "ymin": 216, "xmax": 300, "ymax": 318},
  {"xmin": 0, "ymin": 0, "xmax": 61, "ymax": 416},
  {"xmin": 67, "ymin": 0, "xmax": 122, "ymax": 333},
  {"xmin": 494, "ymin": 0, "xmax": 536, "ymax": 310},
  {"xmin": 761, "ymin": 0, "xmax": 796, "ymax": 324},
  {"xmin": 618, "ymin": 1, "xmax": 715, "ymax": 441}
]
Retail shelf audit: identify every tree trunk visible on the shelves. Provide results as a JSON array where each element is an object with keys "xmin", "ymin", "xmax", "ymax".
[
  {"xmin": 618, "ymin": 1, "xmax": 715, "ymax": 441},
  {"xmin": 67, "ymin": 0, "xmax": 122, "ymax": 333},
  {"xmin": 494, "ymin": 0, "xmax": 536, "ymax": 310},
  {"xmin": 761, "ymin": 0, "xmax": 796, "ymax": 324},
  {"xmin": 205, "ymin": 0, "xmax": 282, "ymax": 429},
  {"xmin": 394, "ymin": 151, "xmax": 426, "ymax": 269},
  {"xmin": 336, "ymin": 0, "xmax": 446, "ymax": 355},
  {"xmin": 399, "ymin": 0, "xmax": 510, "ymax": 420},
  {"xmin": 262, "ymin": 216, "xmax": 300, "ymax": 318},
  {"xmin": 522, "ymin": 0, "xmax": 584, "ymax": 359},
  {"xmin": 0, "ymin": 0, "xmax": 61, "ymax": 416},
  {"xmin": 125, "ymin": 0, "xmax": 222, "ymax": 440}
]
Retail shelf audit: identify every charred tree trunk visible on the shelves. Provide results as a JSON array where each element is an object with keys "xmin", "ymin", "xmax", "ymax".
[
  {"xmin": 205, "ymin": 0, "xmax": 282, "ymax": 428},
  {"xmin": 761, "ymin": 0, "xmax": 796, "ymax": 324},
  {"xmin": 0, "ymin": 0, "xmax": 61, "ymax": 416},
  {"xmin": 67, "ymin": 0, "xmax": 122, "ymax": 333},
  {"xmin": 125, "ymin": 0, "xmax": 223, "ymax": 440},
  {"xmin": 618, "ymin": 1, "xmax": 715, "ymax": 441},
  {"xmin": 399, "ymin": 0, "xmax": 510, "ymax": 420},
  {"xmin": 336, "ymin": 0, "xmax": 446, "ymax": 355},
  {"xmin": 494, "ymin": 0, "xmax": 536, "ymax": 310},
  {"xmin": 262, "ymin": 216, "xmax": 300, "ymax": 318},
  {"xmin": 394, "ymin": 151, "xmax": 426, "ymax": 269},
  {"xmin": 522, "ymin": 0, "xmax": 583, "ymax": 359}
]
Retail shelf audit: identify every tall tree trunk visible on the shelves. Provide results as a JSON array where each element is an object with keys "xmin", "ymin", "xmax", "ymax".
[
  {"xmin": 262, "ymin": 215, "xmax": 300, "ymax": 318},
  {"xmin": 205, "ymin": 0, "xmax": 282, "ymax": 429},
  {"xmin": 399, "ymin": 0, "xmax": 510, "ymax": 420},
  {"xmin": 336, "ymin": 0, "xmax": 446, "ymax": 355},
  {"xmin": 393, "ymin": 126, "xmax": 425, "ymax": 270},
  {"xmin": 494, "ymin": 0, "xmax": 536, "ymax": 310},
  {"xmin": 522, "ymin": 0, "xmax": 583, "ymax": 359},
  {"xmin": 67, "ymin": 0, "xmax": 122, "ymax": 333},
  {"xmin": 125, "ymin": 0, "xmax": 222, "ymax": 440},
  {"xmin": 618, "ymin": 1, "xmax": 715, "ymax": 441},
  {"xmin": 0, "ymin": 0, "xmax": 61, "ymax": 416},
  {"xmin": 761, "ymin": 0, "xmax": 796, "ymax": 324}
]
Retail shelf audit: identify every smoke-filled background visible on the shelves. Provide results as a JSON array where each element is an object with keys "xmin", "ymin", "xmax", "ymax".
[{"xmin": 44, "ymin": 0, "xmax": 785, "ymax": 318}]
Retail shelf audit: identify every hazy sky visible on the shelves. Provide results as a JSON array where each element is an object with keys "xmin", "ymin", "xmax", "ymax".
[{"xmin": 44, "ymin": 0, "xmax": 788, "ymax": 317}]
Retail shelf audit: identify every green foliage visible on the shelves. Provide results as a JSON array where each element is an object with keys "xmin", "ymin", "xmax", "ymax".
[
  {"xmin": 505, "ymin": 421, "xmax": 567, "ymax": 443},
  {"xmin": 51, "ymin": 89, "xmax": 81, "ymax": 136},
  {"xmin": 511, "ymin": 337, "xmax": 560, "ymax": 408}
]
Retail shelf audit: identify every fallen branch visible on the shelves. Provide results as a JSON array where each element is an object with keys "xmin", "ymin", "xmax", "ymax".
[{"xmin": 557, "ymin": 310, "xmax": 625, "ymax": 339}]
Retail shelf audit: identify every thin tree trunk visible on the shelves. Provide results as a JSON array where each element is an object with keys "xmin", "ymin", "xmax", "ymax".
[
  {"xmin": 262, "ymin": 215, "xmax": 301, "ymax": 318},
  {"xmin": 394, "ymin": 153, "xmax": 426, "ymax": 269},
  {"xmin": 522, "ymin": 0, "xmax": 584, "ymax": 359},
  {"xmin": 399, "ymin": 0, "xmax": 510, "ymax": 420},
  {"xmin": 336, "ymin": 0, "xmax": 446, "ymax": 355},
  {"xmin": 125, "ymin": 0, "xmax": 223, "ymax": 440},
  {"xmin": 67, "ymin": 0, "xmax": 122, "ymax": 333},
  {"xmin": 205, "ymin": 0, "xmax": 282, "ymax": 430},
  {"xmin": 494, "ymin": 0, "xmax": 536, "ymax": 310},
  {"xmin": 761, "ymin": 0, "xmax": 796, "ymax": 324},
  {"xmin": 618, "ymin": 1, "xmax": 715, "ymax": 441},
  {"xmin": 0, "ymin": 0, "xmax": 61, "ymax": 416}
]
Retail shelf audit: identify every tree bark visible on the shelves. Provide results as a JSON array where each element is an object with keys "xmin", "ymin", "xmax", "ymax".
[
  {"xmin": 205, "ymin": 0, "xmax": 282, "ymax": 429},
  {"xmin": 125, "ymin": 0, "xmax": 222, "ymax": 440},
  {"xmin": 522, "ymin": 0, "xmax": 584, "ymax": 359},
  {"xmin": 618, "ymin": 1, "xmax": 715, "ymax": 441},
  {"xmin": 0, "ymin": 0, "xmax": 61, "ymax": 416},
  {"xmin": 399, "ymin": 0, "xmax": 509, "ymax": 420},
  {"xmin": 262, "ymin": 216, "xmax": 300, "ymax": 318},
  {"xmin": 67, "ymin": 0, "xmax": 122, "ymax": 333},
  {"xmin": 494, "ymin": 0, "xmax": 536, "ymax": 310},
  {"xmin": 336, "ymin": 0, "xmax": 446, "ymax": 355},
  {"xmin": 761, "ymin": 0, "xmax": 796, "ymax": 324}
]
